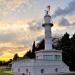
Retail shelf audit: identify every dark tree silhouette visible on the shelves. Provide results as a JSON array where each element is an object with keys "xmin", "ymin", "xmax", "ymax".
[
  {"xmin": 59, "ymin": 33, "xmax": 71, "ymax": 66},
  {"xmin": 70, "ymin": 34, "xmax": 75, "ymax": 71},
  {"xmin": 31, "ymin": 41, "xmax": 36, "ymax": 58},
  {"xmin": 0, "ymin": 59, "xmax": 12, "ymax": 66},
  {"xmin": 52, "ymin": 38, "xmax": 61, "ymax": 50},
  {"xmin": 54, "ymin": 33, "xmax": 75, "ymax": 71},
  {"xmin": 71, "ymin": 34, "xmax": 75, "ymax": 51},
  {"xmin": 23, "ymin": 41, "xmax": 36, "ymax": 59},
  {"xmin": 32, "ymin": 41, "xmax": 36, "ymax": 53},
  {"xmin": 36, "ymin": 39, "xmax": 45, "ymax": 51},
  {"xmin": 13, "ymin": 53, "xmax": 19, "ymax": 61},
  {"xmin": 23, "ymin": 50, "xmax": 32, "ymax": 58},
  {"xmin": 23, "ymin": 40, "xmax": 44, "ymax": 59}
]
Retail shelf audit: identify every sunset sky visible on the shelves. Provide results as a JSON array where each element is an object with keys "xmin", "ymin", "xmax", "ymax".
[{"xmin": 0, "ymin": 0, "xmax": 75, "ymax": 61}]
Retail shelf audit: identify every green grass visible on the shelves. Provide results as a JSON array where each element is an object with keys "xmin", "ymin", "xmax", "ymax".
[
  {"xmin": 60, "ymin": 73, "xmax": 75, "ymax": 75},
  {"xmin": 0, "ymin": 70, "xmax": 13, "ymax": 75},
  {"xmin": 0, "ymin": 66, "xmax": 13, "ymax": 75}
]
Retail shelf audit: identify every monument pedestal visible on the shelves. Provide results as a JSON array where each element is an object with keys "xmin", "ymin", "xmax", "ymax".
[
  {"xmin": 36, "ymin": 49, "xmax": 62, "ymax": 61},
  {"xmin": 35, "ymin": 49, "xmax": 69, "ymax": 73}
]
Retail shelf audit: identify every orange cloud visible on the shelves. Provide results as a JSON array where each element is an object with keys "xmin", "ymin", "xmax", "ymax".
[{"xmin": 0, "ymin": 46, "xmax": 29, "ymax": 61}]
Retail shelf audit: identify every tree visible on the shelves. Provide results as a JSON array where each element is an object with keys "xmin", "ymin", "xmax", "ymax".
[
  {"xmin": 32, "ymin": 41, "xmax": 36, "ymax": 53},
  {"xmin": 13, "ymin": 53, "xmax": 19, "ymax": 61},
  {"xmin": 71, "ymin": 34, "xmax": 75, "ymax": 51},
  {"xmin": 23, "ymin": 41, "xmax": 36, "ymax": 59},
  {"xmin": 70, "ymin": 34, "xmax": 75, "ymax": 71},
  {"xmin": 60, "ymin": 33, "xmax": 72, "ymax": 66},
  {"xmin": 36, "ymin": 39, "xmax": 45, "ymax": 51},
  {"xmin": 24, "ymin": 50, "xmax": 31, "ymax": 58},
  {"xmin": 31, "ymin": 41, "xmax": 36, "ymax": 58},
  {"xmin": 52, "ymin": 33, "xmax": 75, "ymax": 71},
  {"xmin": 52, "ymin": 38, "xmax": 61, "ymax": 50}
]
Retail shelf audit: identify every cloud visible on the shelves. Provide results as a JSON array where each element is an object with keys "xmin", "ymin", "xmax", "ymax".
[
  {"xmin": 53, "ymin": 0, "xmax": 75, "ymax": 18},
  {"xmin": 59, "ymin": 18, "xmax": 71, "ymax": 26},
  {"xmin": 59, "ymin": 17, "xmax": 75, "ymax": 26},
  {"xmin": 36, "ymin": 35, "xmax": 44, "ymax": 41},
  {"xmin": 29, "ymin": 20, "xmax": 43, "ymax": 32},
  {"xmin": 0, "ymin": 0, "xmax": 32, "ymax": 20},
  {"xmin": 0, "ymin": 0, "xmax": 24, "ymax": 15},
  {"xmin": 0, "ymin": 33, "xmax": 17, "ymax": 42}
]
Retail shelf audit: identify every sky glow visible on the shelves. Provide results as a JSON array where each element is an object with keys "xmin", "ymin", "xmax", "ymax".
[{"xmin": 0, "ymin": 0, "xmax": 75, "ymax": 61}]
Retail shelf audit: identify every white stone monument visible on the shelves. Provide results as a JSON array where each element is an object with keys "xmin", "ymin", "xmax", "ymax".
[{"xmin": 11, "ymin": 6, "xmax": 69, "ymax": 75}]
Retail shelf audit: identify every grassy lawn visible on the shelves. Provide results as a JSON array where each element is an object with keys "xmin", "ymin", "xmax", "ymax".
[
  {"xmin": 0, "ymin": 70, "xmax": 13, "ymax": 75},
  {"xmin": 60, "ymin": 73, "xmax": 75, "ymax": 75},
  {"xmin": 0, "ymin": 66, "xmax": 13, "ymax": 75}
]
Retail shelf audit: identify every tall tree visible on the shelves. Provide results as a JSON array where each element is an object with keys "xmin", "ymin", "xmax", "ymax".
[
  {"xmin": 23, "ymin": 50, "xmax": 32, "ymax": 58},
  {"xmin": 59, "ymin": 33, "xmax": 71, "ymax": 66},
  {"xmin": 23, "ymin": 41, "xmax": 36, "ymax": 59},
  {"xmin": 32, "ymin": 41, "xmax": 36, "ymax": 53},
  {"xmin": 71, "ymin": 34, "xmax": 75, "ymax": 51},
  {"xmin": 36, "ymin": 39, "xmax": 45, "ymax": 51},
  {"xmin": 70, "ymin": 34, "xmax": 75, "ymax": 71},
  {"xmin": 31, "ymin": 41, "xmax": 36, "ymax": 58},
  {"xmin": 13, "ymin": 53, "xmax": 19, "ymax": 61}
]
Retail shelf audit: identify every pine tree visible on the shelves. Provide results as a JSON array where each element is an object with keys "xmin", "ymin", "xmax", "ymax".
[
  {"xmin": 70, "ymin": 34, "xmax": 75, "ymax": 71},
  {"xmin": 23, "ymin": 50, "xmax": 32, "ymax": 58},
  {"xmin": 13, "ymin": 53, "xmax": 19, "ymax": 61},
  {"xmin": 32, "ymin": 41, "xmax": 36, "ymax": 53},
  {"xmin": 23, "ymin": 41, "xmax": 36, "ymax": 59},
  {"xmin": 36, "ymin": 39, "xmax": 45, "ymax": 51},
  {"xmin": 31, "ymin": 41, "xmax": 36, "ymax": 58},
  {"xmin": 60, "ymin": 32, "xmax": 71, "ymax": 66},
  {"xmin": 71, "ymin": 34, "xmax": 75, "ymax": 51}
]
